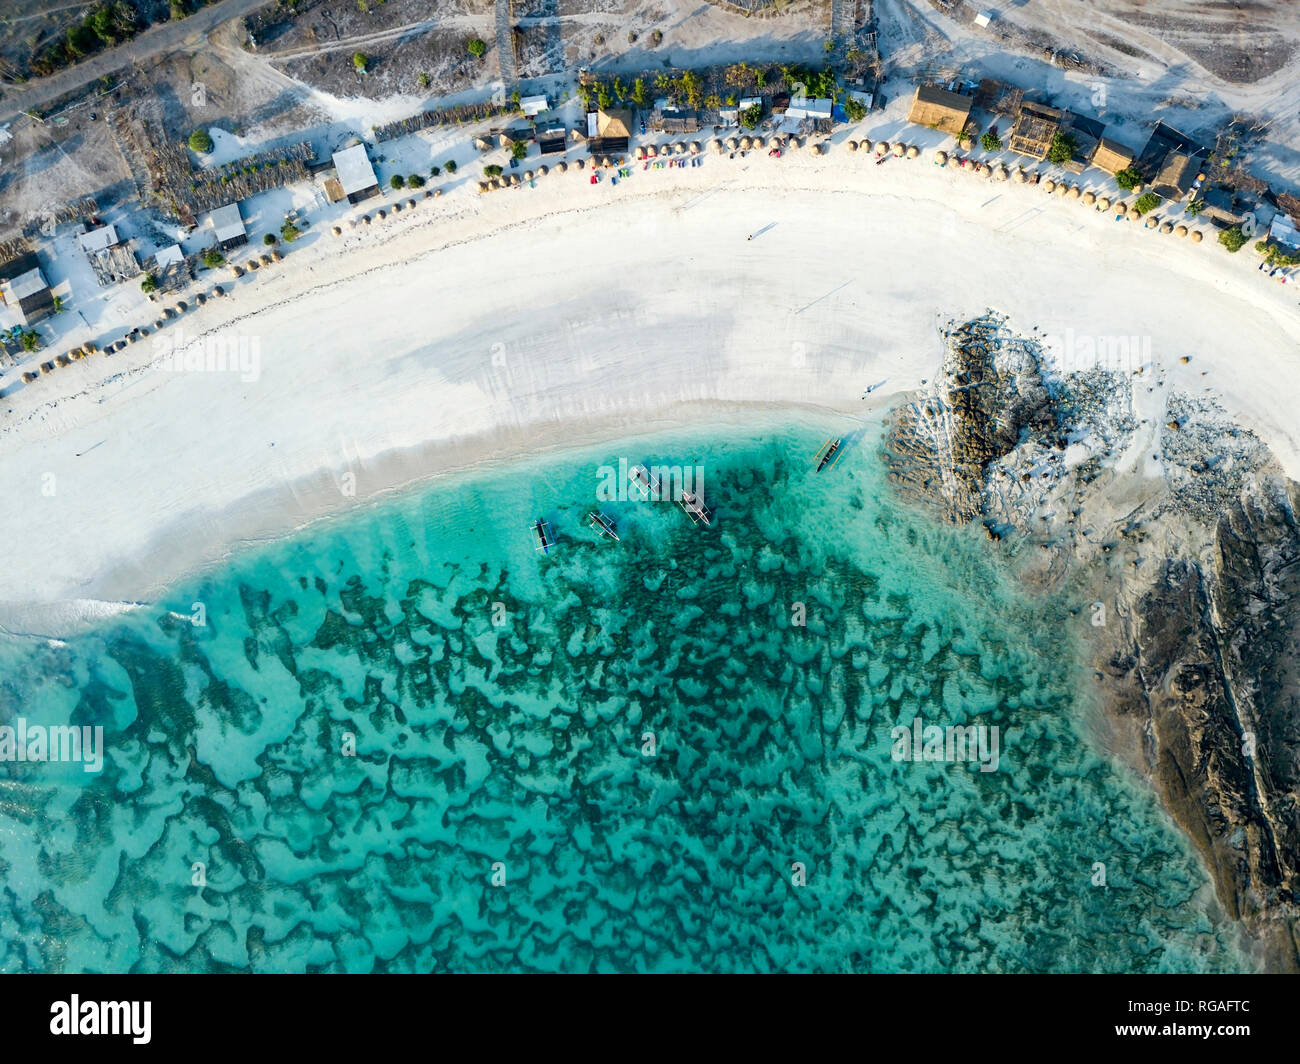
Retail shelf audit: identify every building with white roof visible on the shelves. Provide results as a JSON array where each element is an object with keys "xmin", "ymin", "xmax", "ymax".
[
  {"xmin": 332, "ymin": 144, "xmax": 380, "ymax": 203},
  {"xmin": 78, "ymin": 224, "xmax": 120, "ymax": 253},
  {"xmin": 206, "ymin": 203, "xmax": 248, "ymax": 249},
  {"xmin": 520, "ymin": 95, "xmax": 549, "ymax": 118}
]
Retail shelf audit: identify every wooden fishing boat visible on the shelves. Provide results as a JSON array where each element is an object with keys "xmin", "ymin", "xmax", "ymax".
[
  {"xmin": 531, "ymin": 518, "xmax": 554, "ymax": 553},
  {"xmin": 588, "ymin": 511, "xmax": 619, "ymax": 540}
]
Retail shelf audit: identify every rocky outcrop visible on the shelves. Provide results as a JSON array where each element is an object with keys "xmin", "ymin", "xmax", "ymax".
[{"xmin": 885, "ymin": 311, "xmax": 1300, "ymax": 970}]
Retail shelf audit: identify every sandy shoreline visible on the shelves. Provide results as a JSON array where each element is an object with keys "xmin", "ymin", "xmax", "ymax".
[{"xmin": 2, "ymin": 134, "xmax": 1300, "ymax": 628}]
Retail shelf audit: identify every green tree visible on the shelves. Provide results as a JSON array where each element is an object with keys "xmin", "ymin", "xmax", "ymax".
[
  {"xmin": 417, "ymin": 72, "xmax": 430, "ymax": 89},
  {"xmin": 52, "ymin": 295, "xmax": 65, "ymax": 313},
  {"xmin": 1047, "ymin": 131, "xmax": 1077, "ymax": 166},
  {"xmin": 740, "ymin": 104, "xmax": 762, "ymax": 130},
  {"xmin": 263, "ymin": 233, "xmax": 278, "ymax": 246},
  {"xmin": 1255, "ymin": 239, "xmax": 1300, "ymax": 267},
  {"xmin": 353, "ymin": 52, "xmax": 369, "ymax": 72},
  {"xmin": 980, "ymin": 131, "xmax": 1002, "ymax": 152},
  {"xmin": 390, "ymin": 173, "xmax": 405, "ymax": 189},
  {"xmin": 444, "ymin": 159, "xmax": 457, "ymax": 174},
  {"xmin": 1218, "ymin": 225, "xmax": 1247, "ymax": 253},
  {"xmin": 141, "ymin": 273, "xmax": 158, "ymax": 293},
  {"xmin": 407, "ymin": 174, "xmax": 425, "ymax": 188},
  {"xmin": 510, "ymin": 140, "xmax": 528, "ymax": 161},
  {"xmin": 467, "ymin": 38, "xmax": 487, "ymax": 59},
  {"xmin": 430, "ymin": 165, "xmax": 441, "ymax": 176},
  {"xmin": 280, "ymin": 219, "xmax": 301, "ymax": 242},
  {"xmin": 631, "ymin": 78, "xmax": 647, "ymax": 107},
  {"xmin": 188, "ymin": 128, "xmax": 213, "ymax": 153},
  {"xmin": 484, "ymin": 164, "xmax": 503, "ymax": 177},
  {"xmin": 20, "ymin": 331, "xmax": 39, "ymax": 353},
  {"xmin": 1134, "ymin": 192, "xmax": 1161, "ymax": 215},
  {"xmin": 843, "ymin": 95, "xmax": 867, "ymax": 123},
  {"xmin": 201, "ymin": 249, "xmax": 225, "ymax": 268},
  {"xmin": 1115, "ymin": 166, "xmax": 1142, "ymax": 191}
]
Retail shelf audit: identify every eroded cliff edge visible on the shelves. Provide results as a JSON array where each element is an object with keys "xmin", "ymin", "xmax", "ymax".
[{"xmin": 884, "ymin": 312, "xmax": 1300, "ymax": 970}]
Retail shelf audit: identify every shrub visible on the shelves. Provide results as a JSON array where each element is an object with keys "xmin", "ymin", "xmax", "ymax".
[
  {"xmin": 1047, "ymin": 131, "xmax": 1077, "ymax": 166},
  {"xmin": 445, "ymin": 159, "xmax": 457, "ymax": 174},
  {"xmin": 281, "ymin": 219, "xmax": 301, "ymax": 242},
  {"xmin": 1115, "ymin": 166, "xmax": 1142, "ymax": 191},
  {"xmin": 430, "ymin": 165, "xmax": 441, "ymax": 176},
  {"xmin": 352, "ymin": 52, "xmax": 368, "ymax": 72},
  {"xmin": 740, "ymin": 104, "xmax": 762, "ymax": 130},
  {"xmin": 407, "ymin": 174, "xmax": 425, "ymax": 188},
  {"xmin": 484, "ymin": 164, "xmax": 503, "ymax": 177},
  {"xmin": 1134, "ymin": 192, "xmax": 1161, "ymax": 215},
  {"xmin": 263, "ymin": 233, "xmax": 278, "ymax": 246},
  {"xmin": 390, "ymin": 174, "xmax": 405, "ymax": 189},
  {"xmin": 52, "ymin": 295, "xmax": 65, "ymax": 313},
  {"xmin": 20, "ymin": 331, "xmax": 39, "ymax": 353},
  {"xmin": 1256, "ymin": 239, "xmax": 1300, "ymax": 267},
  {"xmin": 651, "ymin": 30, "xmax": 662, "ymax": 45},
  {"xmin": 1218, "ymin": 226, "xmax": 1247, "ymax": 253},
  {"xmin": 843, "ymin": 96, "xmax": 868, "ymax": 123},
  {"xmin": 510, "ymin": 140, "xmax": 528, "ymax": 161},
  {"xmin": 980, "ymin": 131, "xmax": 1001, "ymax": 152},
  {"xmin": 141, "ymin": 273, "xmax": 158, "ymax": 293},
  {"xmin": 188, "ymin": 128, "xmax": 213, "ymax": 153},
  {"xmin": 201, "ymin": 249, "xmax": 225, "ymax": 268},
  {"xmin": 467, "ymin": 38, "xmax": 487, "ymax": 59},
  {"xmin": 417, "ymin": 72, "xmax": 430, "ymax": 89}
]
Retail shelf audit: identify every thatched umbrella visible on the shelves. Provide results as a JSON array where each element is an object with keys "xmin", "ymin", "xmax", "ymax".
[
  {"xmin": 425, "ymin": 189, "xmax": 434, "ymax": 198},
  {"xmin": 1175, "ymin": 224, "xmax": 1189, "ymax": 238},
  {"xmin": 271, "ymin": 250, "xmax": 283, "ymax": 262},
  {"xmin": 213, "ymin": 286, "xmax": 225, "ymax": 297},
  {"xmin": 575, "ymin": 157, "xmax": 585, "ymax": 170},
  {"xmin": 246, "ymin": 259, "xmax": 260, "ymax": 271},
  {"xmin": 154, "ymin": 317, "xmax": 167, "ymax": 328},
  {"xmin": 993, "ymin": 164, "xmax": 1008, "ymax": 181},
  {"xmin": 474, "ymin": 137, "xmax": 490, "ymax": 151},
  {"xmin": 1190, "ymin": 229, "xmax": 1203, "ymax": 243},
  {"xmin": 162, "ymin": 306, "xmax": 176, "ymax": 319},
  {"xmin": 139, "ymin": 326, "xmax": 150, "ymax": 337},
  {"xmin": 524, "ymin": 170, "xmax": 533, "ymax": 181},
  {"xmin": 1096, "ymin": 196, "xmax": 1110, "ymax": 211},
  {"xmin": 376, "ymin": 209, "xmax": 386, "ymax": 219},
  {"xmin": 391, "ymin": 202, "xmax": 402, "ymax": 212},
  {"xmin": 1082, "ymin": 191, "xmax": 1096, "ymax": 205},
  {"xmin": 740, "ymin": 136, "xmax": 752, "ymax": 150},
  {"xmin": 510, "ymin": 173, "xmax": 521, "ymax": 185},
  {"xmin": 676, "ymin": 142, "xmax": 688, "ymax": 155},
  {"xmin": 1127, "ymin": 208, "xmax": 1141, "ymax": 221},
  {"xmin": 875, "ymin": 140, "xmax": 889, "ymax": 156},
  {"xmin": 1054, "ymin": 182, "xmax": 1068, "ymax": 197},
  {"xmin": 407, "ymin": 199, "xmax": 417, "ymax": 208},
  {"xmin": 1011, "ymin": 167, "xmax": 1025, "ymax": 183},
  {"xmin": 55, "ymin": 354, "xmax": 70, "ymax": 366},
  {"xmin": 847, "ymin": 140, "xmax": 859, "ymax": 152},
  {"xmin": 196, "ymin": 293, "xmax": 207, "ymax": 306},
  {"xmin": 1113, "ymin": 201, "xmax": 1127, "ymax": 215},
  {"xmin": 84, "ymin": 340, "xmax": 97, "ymax": 353},
  {"xmin": 478, "ymin": 180, "xmax": 489, "ymax": 193},
  {"xmin": 538, "ymin": 165, "xmax": 548, "ymax": 176},
  {"xmin": 1144, "ymin": 215, "xmax": 1159, "ymax": 229},
  {"xmin": 332, "ymin": 225, "xmax": 343, "ymax": 236},
  {"xmin": 972, "ymin": 161, "xmax": 984, "ymax": 175},
  {"xmin": 260, "ymin": 253, "xmax": 273, "ymax": 266},
  {"xmin": 231, "ymin": 264, "xmax": 245, "ymax": 277},
  {"xmin": 906, "ymin": 144, "xmax": 920, "ymax": 159},
  {"xmin": 1068, "ymin": 185, "xmax": 1081, "ymax": 199},
  {"xmin": 790, "ymin": 136, "xmax": 804, "ymax": 150},
  {"xmin": 811, "ymin": 142, "xmax": 825, "ymax": 156},
  {"xmin": 637, "ymin": 145, "xmax": 648, "ymax": 159},
  {"xmin": 892, "ymin": 142, "xmax": 905, "ymax": 157},
  {"xmin": 712, "ymin": 139, "xmax": 724, "ymax": 154},
  {"xmin": 1131, "ymin": 182, "xmax": 1144, "ymax": 194},
  {"xmin": 362, "ymin": 214, "xmax": 372, "ymax": 224},
  {"xmin": 933, "ymin": 149, "xmax": 948, "ymax": 166},
  {"xmin": 860, "ymin": 138, "xmax": 873, "ymax": 155},
  {"xmin": 1158, "ymin": 220, "xmax": 1173, "ymax": 233},
  {"xmin": 557, "ymin": 161, "xmax": 568, "ymax": 173},
  {"xmin": 125, "ymin": 334, "xmax": 138, "ymax": 345},
  {"xmin": 1043, "ymin": 178, "xmax": 1056, "ymax": 193},
  {"xmin": 748, "ymin": 138, "xmax": 760, "ymax": 151}
]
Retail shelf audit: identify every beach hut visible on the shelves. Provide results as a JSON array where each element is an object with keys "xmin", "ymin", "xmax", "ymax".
[
  {"xmin": 1190, "ymin": 229, "xmax": 1204, "ymax": 243},
  {"xmin": 1127, "ymin": 208, "xmax": 1141, "ymax": 222},
  {"xmin": 1096, "ymin": 196, "xmax": 1110, "ymax": 211},
  {"xmin": 848, "ymin": 140, "xmax": 859, "ymax": 153},
  {"xmin": 933, "ymin": 150, "xmax": 948, "ymax": 166},
  {"xmin": 875, "ymin": 141, "xmax": 889, "ymax": 156},
  {"xmin": 1160, "ymin": 221, "xmax": 1174, "ymax": 234},
  {"xmin": 1175, "ymin": 224, "xmax": 1189, "ymax": 238},
  {"xmin": 906, "ymin": 145, "xmax": 920, "ymax": 159},
  {"xmin": 1082, "ymin": 191, "xmax": 1096, "ymax": 205},
  {"xmin": 1043, "ymin": 178, "xmax": 1056, "ymax": 193},
  {"xmin": 892, "ymin": 142, "xmax": 906, "ymax": 157}
]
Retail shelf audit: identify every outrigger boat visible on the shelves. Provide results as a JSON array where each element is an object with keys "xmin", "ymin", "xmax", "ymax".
[
  {"xmin": 588, "ymin": 511, "xmax": 619, "ymax": 541},
  {"xmin": 531, "ymin": 518, "xmax": 555, "ymax": 553},
  {"xmin": 813, "ymin": 437, "xmax": 845, "ymax": 472},
  {"xmin": 679, "ymin": 490, "xmax": 713, "ymax": 526},
  {"xmin": 630, "ymin": 463, "xmax": 661, "ymax": 500}
]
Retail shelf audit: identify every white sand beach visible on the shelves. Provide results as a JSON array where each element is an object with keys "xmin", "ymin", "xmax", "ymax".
[{"xmin": 2, "ymin": 133, "xmax": 1299, "ymax": 628}]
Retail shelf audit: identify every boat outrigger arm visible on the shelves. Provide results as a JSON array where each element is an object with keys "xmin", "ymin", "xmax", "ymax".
[
  {"xmin": 630, "ymin": 463, "xmax": 661, "ymax": 500},
  {"xmin": 588, "ymin": 511, "xmax": 620, "ymax": 540},
  {"xmin": 531, "ymin": 519, "xmax": 554, "ymax": 553},
  {"xmin": 679, "ymin": 491, "xmax": 713, "ymax": 526}
]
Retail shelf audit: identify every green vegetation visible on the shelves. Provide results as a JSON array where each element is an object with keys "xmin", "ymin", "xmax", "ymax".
[
  {"xmin": 980, "ymin": 131, "xmax": 1002, "ymax": 152},
  {"xmin": 1184, "ymin": 198, "xmax": 1204, "ymax": 217},
  {"xmin": 417, "ymin": 72, "xmax": 430, "ymax": 89},
  {"xmin": 467, "ymin": 38, "xmax": 487, "ymax": 59},
  {"xmin": 20, "ymin": 331, "xmax": 39, "ymax": 353},
  {"xmin": 263, "ymin": 233, "xmax": 278, "ymax": 246},
  {"xmin": 188, "ymin": 128, "xmax": 213, "ymax": 153},
  {"xmin": 484, "ymin": 164, "xmax": 503, "ymax": 178},
  {"xmin": 843, "ymin": 95, "xmax": 868, "ymax": 123},
  {"xmin": 201, "ymin": 249, "xmax": 225, "ymax": 269},
  {"xmin": 140, "ymin": 273, "xmax": 158, "ymax": 294},
  {"xmin": 1256, "ymin": 239, "xmax": 1300, "ymax": 267},
  {"xmin": 353, "ymin": 52, "xmax": 369, "ymax": 73},
  {"xmin": 430, "ymin": 165, "xmax": 441, "ymax": 177},
  {"xmin": 1218, "ymin": 226, "xmax": 1247, "ymax": 253},
  {"xmin": 510, "ymin": 141, "xmax": 528, "ymax": 162},
  {"xmin": 407, "ymin": 174, "xmax": 426, "ymax": 188},
  {"xmin": 389, "ymin": 174, "xmax": 405, "ymax": 189},
  {"xmin": 781, "ymin": 63, "xmax": 835, "ymax": 101},
  {"xmin": 52, "ymin": 295, "xmax": 65, "ymax": 314},
  {"xmin": 1047, "ymin": 131, "xmax": 1078, "ymax": 166},
  {"xmin": 631, "ymin": 78, "xmax": 647, "ymax": 107},
  {"xmin": 1115, "ymin": 166, "xmax": 1142, "ymax": 191},
  {"xmin": 651, "ymin": 30, "xmax": 662, "ymax": 45},
  {"xmin": 445, "ymin": 160, "xmax": 457, "ymax": 174},
  {"xmin": 280, "ymin": 219, "xmax": 301, "ymax": 242},
  {"xmin": 169, "ymin": 0, "xmax": 190, "ymax": 20},
  {"xmin": 32, "ymin": 2, "xmax": 141, "ymax": 76},
  {"xmin": 740, "ymin": 104, "xmax": 762, "ymax": 131},
  {"xmin": 1134, "ymin": 192, "xmax": 1161, "ymax": 215},
  {"xmin": 628, "ymin": 31, "xmax": 637, "ymax": 44}
]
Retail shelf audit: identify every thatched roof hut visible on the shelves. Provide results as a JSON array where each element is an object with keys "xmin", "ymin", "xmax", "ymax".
[
  {"xmin": 860, "ymin": 139, "xmax": 873, "ymax": 155},
  {"xmin": 892, "ymin": 142, "xmax": 906, "ymax": 157},
  {"xmin": 1190, "ymin": 229, "xmax": 1203, "ymax": 243},
  {"xmin": 1096, "ymin": 196, "xmax": 1110, "ymax": 211},
  {"xmin": 875, "ymin": 141, "xmax": 889, "ymax": 156},
  {"xmin": 1127, "ymin": 208, "xmax": 1141, "ymax": 221},
  {"xmin": 1043, "ymin": 178, "xmax": 1056, "ymax": 193},
  {"xmin": 1012, "ymin": 167, "xmax": 1026, "ymax": 183},
  {"xmin": 1082, "ymin": 191, "xmax": 1096, "ymax": 205},
  {"xmin": 1175, "ymin": 224, "xmax": 1189, "ymax": 238},
  {"xmin": 906, "ymin": 145, "xmax": 920, "ymax": 159},
  {"xmin": 1160, "ymin": 220, "xmax": 1174, "ymax": 233},
  {"xmin": 907, "ymin": 85, "xmax": 974, "ymax": 137}
]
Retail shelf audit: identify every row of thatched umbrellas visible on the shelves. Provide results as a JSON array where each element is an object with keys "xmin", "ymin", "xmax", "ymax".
[
  {"xmin": 637, "ymin": 141, "xmax": 703, "ymax": 158},
  {"xmin": 343, "ymin": 187, "xmax": 443, "ymax": 224}
]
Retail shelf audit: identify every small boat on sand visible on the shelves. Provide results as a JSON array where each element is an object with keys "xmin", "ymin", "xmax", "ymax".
[
  {"xmin": 531, "ymin": 519, "xmax": 555, "ymax": 553},
  {"xmin": 588, "ymin": 511, "xmax": 619, "ymax": 541}
]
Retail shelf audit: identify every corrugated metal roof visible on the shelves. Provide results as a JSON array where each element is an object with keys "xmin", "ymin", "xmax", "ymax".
[
  {"xmin": 207, "ymin": 203, "xmax": 246, "ymax": 242},
  {"xmin": 79, "ymin": 225, "xmax": 119, "ymax": 252},
  {"xmin": 332, "ymin": 144, "xmax": 379, "ymax": 196},
  {"xmin": 5, "ymin": 267, "xmax": 48, "ymax": 301}
]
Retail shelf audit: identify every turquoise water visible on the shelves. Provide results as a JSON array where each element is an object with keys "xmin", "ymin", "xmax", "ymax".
[{"xmin": 0, "ymin": 417, "xmax": 1244, "ymax": 972}]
